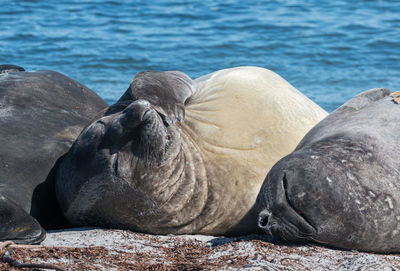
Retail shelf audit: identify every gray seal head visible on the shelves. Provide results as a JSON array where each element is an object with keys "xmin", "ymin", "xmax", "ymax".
[{"xmin": 256, "ymin": 88, "xmax": 400, "ymax": 253}]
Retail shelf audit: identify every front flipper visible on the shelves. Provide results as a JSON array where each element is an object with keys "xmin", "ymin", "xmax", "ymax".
[
  {"xmin": 116, "ymin": 71, "xmax": 194, "ymax": 124},
  {"xmin": 0, "ymin": 194, "xmax": 45, "ymax": 244},
  {"xmin": 335, "ymin": 88, "xmax": 390, "ymax": 114}
]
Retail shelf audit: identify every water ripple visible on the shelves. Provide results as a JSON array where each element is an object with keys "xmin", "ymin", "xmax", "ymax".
[{"xmin": 0, "ymin": 0, "xmax": 399, "ymax": 112}]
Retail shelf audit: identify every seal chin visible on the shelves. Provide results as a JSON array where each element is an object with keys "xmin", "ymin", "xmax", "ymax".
[{"xmin": 257, "ymin": 171, "xmax": 317, "ymax": 242}]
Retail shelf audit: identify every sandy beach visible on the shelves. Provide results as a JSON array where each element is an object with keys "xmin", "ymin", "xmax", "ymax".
[{"xmin": 0, "ymin": 228, "xmax": 399, "ymax": 270}]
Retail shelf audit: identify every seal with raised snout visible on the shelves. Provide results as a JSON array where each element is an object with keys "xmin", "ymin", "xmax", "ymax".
[
  {"xmin": 56, "ymin": 66, "xmax": 327, "ymax": 235},
  {"xmin": 257, "ymin": 88, "xmax": 400, "ymax": 253}
]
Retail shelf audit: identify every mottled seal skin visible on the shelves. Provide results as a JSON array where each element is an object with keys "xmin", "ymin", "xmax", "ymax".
[
  {"xmin": 0, "ymin": 66, "xmax": 107, "ymax": 244},
  {"xmin": 256, "ymin": 88, "xmax": 400, "ymax": 253},
  {"xmin": 56, "ymin": 66, "xmax": 327, "ymax": 236}
]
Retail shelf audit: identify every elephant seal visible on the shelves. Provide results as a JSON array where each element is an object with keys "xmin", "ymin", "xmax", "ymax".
[
  {"xmin": 256, "ymin": 88, "xmax": 400, "ymax": 253},
  {"xmin": 0, "ymin": 66, "xmax": 107, "ymax": 244},
  {"xmin": 56, "ymin": 66, "xmax": 327, "ymax": 235}
]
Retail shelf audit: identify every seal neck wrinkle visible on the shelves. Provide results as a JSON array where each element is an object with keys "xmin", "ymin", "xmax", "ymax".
[{"xmin": 132, "ymin": 123, "xmax": 210, "ymax": 234}]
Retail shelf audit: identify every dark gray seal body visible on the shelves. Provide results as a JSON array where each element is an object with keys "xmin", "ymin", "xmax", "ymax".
[
  {"xmin": 256, "ymin": 88, "xmax": 400, "ymax": 253},
  {"xmin": 56, "ymin": 66, "xmax": 326, "ymax": 236},
  {"xmin": 0, "ymin": 66, "xmax": 107, "ymax": 243}
]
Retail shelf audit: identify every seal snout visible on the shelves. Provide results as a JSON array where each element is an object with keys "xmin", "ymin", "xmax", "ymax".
[
  {"xmin": 257, "ymin": 165, "xmax": 318, "ymax": 242},
  {"xmin": 121, "ymin": 99, "xmax": 155, "ymax": 128},
  {"xmin": 257, "ymin": 209, "xmax": 287, "ymax": 240}
]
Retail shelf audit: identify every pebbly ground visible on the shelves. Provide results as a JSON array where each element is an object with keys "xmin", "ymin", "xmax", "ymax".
[{"xmin": 1, "ymin": 228, "xmax": 399, "ymax": 270}]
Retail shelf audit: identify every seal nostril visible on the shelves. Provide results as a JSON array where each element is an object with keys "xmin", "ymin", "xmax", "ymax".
[
  {"xmin": 258, "ymin": 211, "xmax": 270, "ymax": 228},
  {"xmin": 260, "ymin": 216, "xmax": 268, "ymax": 227}
]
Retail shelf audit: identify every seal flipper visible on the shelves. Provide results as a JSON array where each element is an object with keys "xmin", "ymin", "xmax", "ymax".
[
  {"xmin": 0, "ymin": 194, "xmax": 45, "ymax": 244},
  {"xmin": 335, "ymin": 88, "xmax": 390, "ymax": 114},
  {"xmin": 117, "ymin": 71, "xmax": 194, "ymax": 124}
]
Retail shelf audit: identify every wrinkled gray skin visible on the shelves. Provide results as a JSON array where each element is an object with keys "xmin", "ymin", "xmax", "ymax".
[
  {"xmin": 0, "ymin": 65, "xmax": 107, "ymax": 244},
  {"xmin": 56, "ymin": 71, "xmax": 261, "ymax": 235},
  {"xmin": 256, "ymin": 88, "xmax": 400, "ymax": 253}
]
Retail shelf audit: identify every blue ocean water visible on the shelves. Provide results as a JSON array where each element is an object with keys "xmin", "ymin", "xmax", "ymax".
[{"xmin": 1, "ymin": 1, "xmax": 399, "ymax": 112}]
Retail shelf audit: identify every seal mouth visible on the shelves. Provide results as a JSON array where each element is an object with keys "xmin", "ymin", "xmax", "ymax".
[{"xmin": 281, "ymin": 173, "xmax": 316, "ymax": 232}]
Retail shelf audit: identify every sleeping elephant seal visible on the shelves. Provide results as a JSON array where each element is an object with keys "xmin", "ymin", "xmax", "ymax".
[
  {"xmin": 56, "ymin": 66, "xmax": 327, "ymax": 235},
  {"xmin": 256, "ymin": 88, "xmax": 400, "ymax": 253},
  {"xmin": 0, "ymin": 66, "xmax": 107, "ymax": 244}
]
